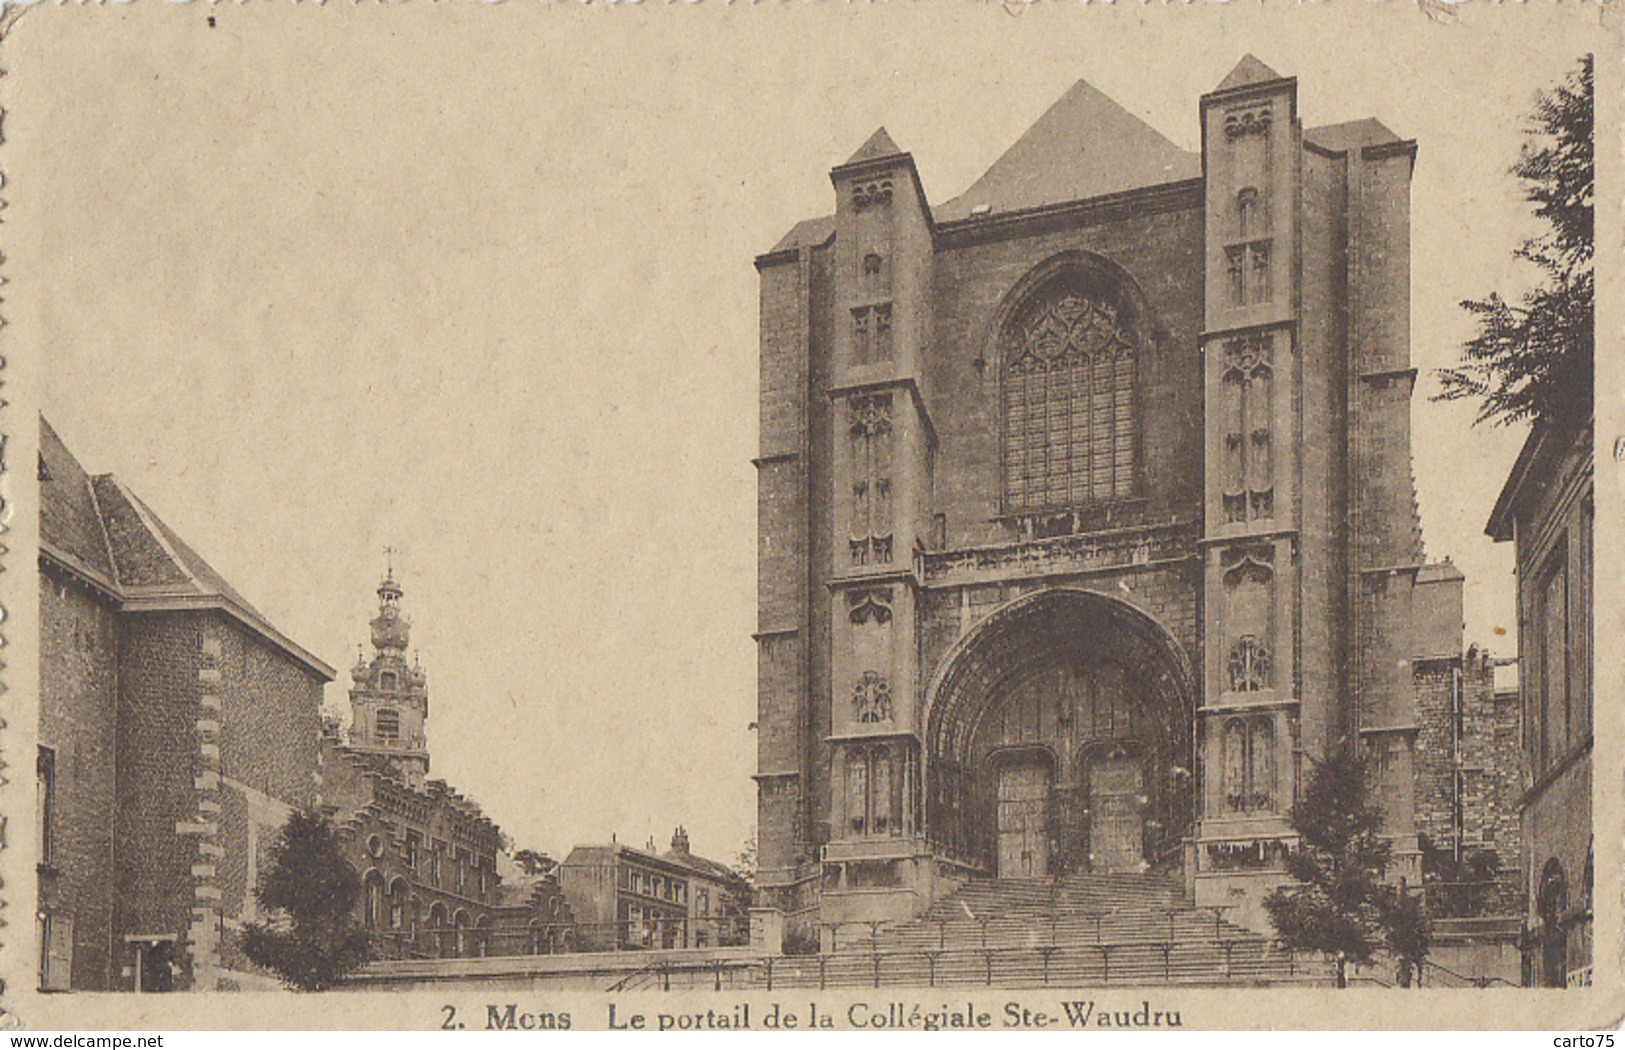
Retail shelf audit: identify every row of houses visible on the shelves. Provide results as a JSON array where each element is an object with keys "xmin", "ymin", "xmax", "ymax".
[{"xmin": 38, "ymin": 418, "xmax": 748, "ymax": 992}]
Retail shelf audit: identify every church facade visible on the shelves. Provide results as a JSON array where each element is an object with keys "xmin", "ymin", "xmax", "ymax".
[{"xmin": 752, "ymin": 58, "xmax": 1467, "ymax": 936}]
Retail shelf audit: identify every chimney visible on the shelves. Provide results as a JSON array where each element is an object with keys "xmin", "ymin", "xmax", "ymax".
[{"xmin": 671, "ymin": 825, "xmax": 691, "ymax": 854}]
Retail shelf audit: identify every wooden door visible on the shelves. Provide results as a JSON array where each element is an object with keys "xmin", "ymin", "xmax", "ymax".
[
  {"xmin": 1089, "ymin": 755, "xmax": 1144, "ymax": 873},
  {"xmin": 996, "ymin": 760, "xmax": 1051, "ymax": 879}
]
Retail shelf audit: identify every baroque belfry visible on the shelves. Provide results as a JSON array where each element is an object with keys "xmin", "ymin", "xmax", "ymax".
[
  {"xmin": 752, "ymin": 57, "xmax": 1470, "ymax": 937},
  {"xmin": 346, "ymin": 569, "xmax": 431, "ymax": 789}
]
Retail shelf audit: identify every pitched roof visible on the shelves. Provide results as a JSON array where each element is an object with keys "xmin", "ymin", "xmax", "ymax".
[
  {"xmin": 39, "ymin": 416, "xmax": 334, "ymax": 678},
  {"xmin": 1303, "ymin": 117, "xmax": 1404, "ymax": 153},
  {"xmin": 763, "ymin": 215, "xmax": 835, "ymax": 257},
  {"xmin": 844, "ymin": 127, "xmax": 903, "ymax": 166},
  {"xmin": 40, "ymin": 418, "xmax": 119, "ymax": 589},
  {"xmin": 935, "ymin": 79, "xmax": 1200, "ymax": 222},
  {"xmin": 1486, "ymin": 419, "xmax": 1592, "ymax": 542},
  {"xmin": 1215, "ymin": 54, "xmax": 1285, "ymax": 93}
]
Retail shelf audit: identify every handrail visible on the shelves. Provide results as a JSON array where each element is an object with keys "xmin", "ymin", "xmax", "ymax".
[
  {"xmin": 606, "ymin": 960, "xmax": 667, "ymax": 993},
  {"xmin": 745, "ymin": 940, "xmax": 1326, "ymax": 988},
  {"xmin": 1420, "ymin": 957, "xmax": 1520, "ymax": 989},
  {"xmin": 367, "ymin": 917, "xmax": 749, "ymax": 961}
]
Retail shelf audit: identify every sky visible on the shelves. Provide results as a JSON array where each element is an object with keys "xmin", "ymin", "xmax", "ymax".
[{"xmin": 14, "ymin": 2, "xmax": 1606, "ymax": 864}]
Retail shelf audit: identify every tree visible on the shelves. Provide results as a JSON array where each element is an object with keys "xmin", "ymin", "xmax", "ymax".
[
  {"xmin": 1263, "ymin": 749, "xmax": 1428, "ymax": 987},
  {"xmin": 734, "ymin": 831, "xmax": 758, "ymax": 885},
  {"xmin": 1383, "ymin": 886, "xmax": 1432, "ymax": 988},
  {"xmin": 241, "ymin": 810, "xmax": 372, "ymax": 991},
  {"xmin": 1436, "ymin": 55, "xmax": 1593, "ymax": 428},
  {"xmin": 511, "ymin": 848, "xmax": 557, "ymax": 877}
]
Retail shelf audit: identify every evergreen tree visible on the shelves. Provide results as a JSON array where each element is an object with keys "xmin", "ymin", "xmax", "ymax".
[
  {"xmin": 1264, "ymin": 750, "xmax": 1410, "ymax": 987},
  {"xmin": 241, "ymin": 810, "xmax": 372, "ymax": 991},
  {"xmin": 1436, "ymin": 56, "xmax": 1593, "ymax": 427},
  {"xmin": 1383, "ymin": 886, "xmax": 1432, "ymax": 988}
]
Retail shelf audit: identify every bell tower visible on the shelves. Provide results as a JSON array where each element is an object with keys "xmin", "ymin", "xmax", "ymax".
[{"xmin": 347, "ymin": 562, "xmax": 430, "ymax": 787}]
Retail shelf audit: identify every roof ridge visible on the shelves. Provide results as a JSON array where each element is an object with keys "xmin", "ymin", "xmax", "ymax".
[
  {"xmin": 935, "ymin": 77, "xmax": 1198, "ymax": 222},
  {"xmin": 113, "ymin": 480, "xmax": 207, "ymax": 593},
  {"xmin": 83, "ymin": 473, "xmax": 122, "ymax": 592}
]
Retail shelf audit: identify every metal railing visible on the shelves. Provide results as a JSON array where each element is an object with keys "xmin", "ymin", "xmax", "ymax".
[
  {"xmin": 366, "ymin": 918, "xmax": 749, "ymax": 961},
  {"xmin": 1418, "ymin": 958, "xmax": 1520, "ymax": 989},
  {"xmin": 752, "ymin": 941, "xmax": 1324, "ymax": 991},
  {"xmin": 817, "ymin": 903, "xmax": 1245, "ymax": 956}
]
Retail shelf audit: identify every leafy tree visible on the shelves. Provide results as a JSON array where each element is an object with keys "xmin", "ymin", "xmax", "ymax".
[
  {"xmin": 241, "ymin": 810, "xmax": 371, "ymax": 991},
  {"xmin": 734, "ymin": 830, "xmax": 758, "ymax": 884},
  {"xmin": 1436, "ymin": 55, "xmax": 1593, "ymax": 427},
  {"xmin": 511, "ymin": 848, "xmax": 557, "ymax": 877},
  {"xmin": 1264, "ymin": 749, "xmax": 1427, "ymax": 987}
]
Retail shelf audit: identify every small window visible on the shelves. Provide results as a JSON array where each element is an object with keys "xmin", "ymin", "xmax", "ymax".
[
  {"xmin": 379, "ymin": 671, "xmax": 398, "ymax": 692},
  {"xmin": 1236, "ymin": 187, "xmax": 1263, "ymax": 238},
  {"xmin": 405, "ymin": 831, "xmax": 421, "ymax": 870},
  {"xmin": 376, "ymin": 708, "xmax": 400, "ymax": 744},
  {"xmin": 38, "ymin": 747, "xmax": 56, "ymax": 867}
]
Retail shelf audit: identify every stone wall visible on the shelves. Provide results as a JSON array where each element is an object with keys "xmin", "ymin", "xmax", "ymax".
[{"xmin": 38, "ymin": 565, "xmax": 121, "ymax": 990}]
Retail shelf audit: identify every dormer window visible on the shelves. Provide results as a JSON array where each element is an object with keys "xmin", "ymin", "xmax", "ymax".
[{"xmin": 376, "ymin": 708, "xmax": 400, "ymax": 744}]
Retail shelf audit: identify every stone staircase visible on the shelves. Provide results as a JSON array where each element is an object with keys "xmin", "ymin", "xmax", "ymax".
[{"xmin": 752, "ymin": 873, "xmax": 1329, "ymax": 989}]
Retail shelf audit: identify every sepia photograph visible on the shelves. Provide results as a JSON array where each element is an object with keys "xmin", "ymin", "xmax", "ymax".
[{"xmin": 4, "ymin": 0, "xmax": 1617, "ymax": 1030}]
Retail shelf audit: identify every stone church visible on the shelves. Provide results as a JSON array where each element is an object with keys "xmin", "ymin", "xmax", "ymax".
[{"xmin": 752, "ymin": 58, "xmax": 1475, "ymax": 938}]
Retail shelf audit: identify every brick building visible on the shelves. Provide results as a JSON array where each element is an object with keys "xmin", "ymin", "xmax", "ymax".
[
  {"xmin": 1488, "ymin": 418, "xmax": 1594, "ymax": 986},
  {"xmin": 38, "ymin": 417, "xmax": 334, "ymax": 991},
  {"xmin": 559, "ymin": 830, "xmax": 751, "ymax": 952},
  {"xmin": 320, "ymin": 573, "xmax": 573, "ymax": 959},
  {"xmin": 751, "ymin": 59, "xmax": 1485, "ymax": 938}
]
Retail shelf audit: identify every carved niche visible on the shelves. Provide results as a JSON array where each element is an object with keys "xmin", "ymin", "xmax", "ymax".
[
  {"xmin": 1221, "ymin": 714, "xmax": 1276, "ymax": 814},
  {"xmin": 1220, "ymin": 334, "xmax": 1275, "ymax": 523},
  {"xmin": 853, "ymin": 671, "xmax": 893, "ymax": 724},
  {"xmin": 851, "ymin": 305, "xmax": 893, "ymax": 363},
  {"xmin": 848, "ymin": 394, "xmax": 895, "ymax": 566},
  {"xmin": 1227, "ymin": 636, "xmax": 1272, "ymax": 693},
  {"xmin": 1220, "ymin": 545, "xmax": 1275, "ymax": 695}
]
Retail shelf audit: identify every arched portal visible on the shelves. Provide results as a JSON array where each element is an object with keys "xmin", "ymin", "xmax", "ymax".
[
  {"xmin": 1538, "ymin": 858, "xmax": 1569, "ymax": 987},
  {"xmin": 925, "ymin": 588, "xmax": 1195, "ymax": 877}
]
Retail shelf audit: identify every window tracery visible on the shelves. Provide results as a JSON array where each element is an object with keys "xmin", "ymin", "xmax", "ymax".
[
  {"xmin": 1222, "ymin": 715, "xmax": 1276, "ymax": 813},
  {"xmin": 846, "ymin": 745, "xmax": 897, "ymax": 837},
  {"xmin": 847, "ymin": 588, "xmax": 894, "ymax": 625},
  {"xmin": 1001, "ymin": 273, "xmax": 1140, "ymax": 513},
  {"xmin": 852, "ymin": 179, "xmax": 893, "ymax": 212}
]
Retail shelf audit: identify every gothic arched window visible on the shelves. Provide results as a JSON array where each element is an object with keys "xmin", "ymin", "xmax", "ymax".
[{"xmin": 1001, "ymin": 271, "xmax": 1140, "ymax": 513}]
